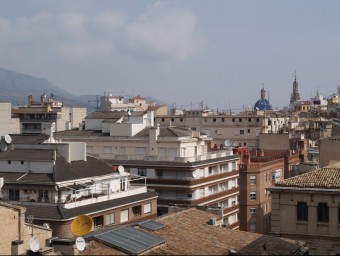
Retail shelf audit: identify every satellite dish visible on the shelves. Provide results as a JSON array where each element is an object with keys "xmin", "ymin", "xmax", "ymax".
[
  {"xmin": 70, "ymin": 215, "xmax": 93, "ymax": 236},
  {"xmin": 29, "ymin": 237, "xmax": 40, "ymax": 252},
  {"xmin": 118, "ymin": 165, "xmax": 124, "ymax": 173},
  {"xmin": 75, "ymin": 237, "xmax": 86, "ymax": 251},
  {"xmin": 4, "ymin": 134, "xmax": 12, "ymax": 144},
  {"xmin": 192, "ymin": 171, "xmax": 199, "ymax": 179},
  {"xmin": 224, "ymin": 139, "xmax": 232, "ymax": 147}
]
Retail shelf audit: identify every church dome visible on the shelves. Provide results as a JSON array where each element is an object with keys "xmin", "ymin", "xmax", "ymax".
[
  {"xmin": 254, "ymin": 87, "xmax": 273, "ymax": 110},
  {"xmin": 254, "ymin": 98, "xmax": 272, "ymax": 110}
]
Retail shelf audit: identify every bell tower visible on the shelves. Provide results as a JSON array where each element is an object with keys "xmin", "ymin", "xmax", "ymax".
[{"xmin": 290, "ymin": 71, "xmax": 301, "ymax": 104}]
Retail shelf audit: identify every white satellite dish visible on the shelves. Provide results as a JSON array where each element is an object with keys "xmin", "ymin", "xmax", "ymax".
[
  {"xmin": 118, "ymin": 165, "xmax": 124, "ymax": 173},
  {"xmin": 192, "ymin": 171, "xmax": 199, "ymax": 179},
  {"xmin": 4, "ymin": 134, "xmax": 12, "ymax": 144},
  {"xmin": 75, "ymin": 236, "xmax": 86, "ymax": 251},
  {"xmin": 29, "ymin": 237, "xmax": 40, "ymax": 252},
  {"xmin": 224, "ymin": 139, "xmax": 232, "ymax": 147}
]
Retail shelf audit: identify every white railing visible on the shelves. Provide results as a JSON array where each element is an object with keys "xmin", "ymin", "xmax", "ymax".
[{"xmin": 63, "ymin": 185, "xmax": 147, "ymax": 209}]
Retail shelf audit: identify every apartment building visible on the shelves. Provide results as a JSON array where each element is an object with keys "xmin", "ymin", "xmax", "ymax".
[
  {"xmin": 99, "ymin": 92, "xmax": 167, "ymax": 115},
  {"xmin": 155, "ymin": 109, "xmax": 289, "ymax": 150},
  {"xmin": 14, "ymin": 94, "xmax": 86, "ymax": 135},
  {"xmin": 0, "ymin": 134, "xmax": 157, "ymax": 238},
  {"xmin": 267, "ymin": 164, "xmax": 340, "ymax": 255},
  {"xmin": 56, "ymin": 110, "xmax": 241, "ymax": 228},
  {"xmin": 237, "ymin": 132, "xmax": 305, "ymax": 234},
  {"xmin": 0, "ymin": 102, "xmax": 20, "ymax": 137},
  {"xmin": 319, "ymin": 134, "xmax": 340, "ymax": 168}
]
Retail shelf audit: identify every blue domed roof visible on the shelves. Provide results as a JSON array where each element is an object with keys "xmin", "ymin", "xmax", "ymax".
[{"xmin": 254, "ymin": 99, "xmax": 272, "ymax": 111}]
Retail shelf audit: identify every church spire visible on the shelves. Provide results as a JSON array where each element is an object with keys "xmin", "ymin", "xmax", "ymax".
[{"xmin": 290, "ymin": 71, "xmax": 301, "ymax": 105}]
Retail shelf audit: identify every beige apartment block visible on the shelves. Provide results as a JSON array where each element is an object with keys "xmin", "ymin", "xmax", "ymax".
[
  {"xmin": 57, "ymin": 111, "xmax": 241, "ymax": 228},
  {"xmin": 14, "ymin": 94, "xmax": 86, "ymax": 134},
  {"xmin": 267, "ymin": 164, "xmax": 340, "ymax": 255},
  {"xmin": 0, "ymin": 102, "xmax": 20, "ymax": 137},
  {"xmin": 155, "ymin": 109, "xmax": 290, "ymax": 150},
  {"xmin": 319, "ymin": 134, "xmax": 340, "ymax": 168}
]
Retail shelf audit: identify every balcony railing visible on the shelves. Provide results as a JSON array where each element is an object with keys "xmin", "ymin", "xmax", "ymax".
[
  {"xmin": 63, "ymin": 185, "xmax": 147, "ymax": 209},
  {"xmin": 110, "ymin": 150, "xmax": 234, "ymax": 162}
]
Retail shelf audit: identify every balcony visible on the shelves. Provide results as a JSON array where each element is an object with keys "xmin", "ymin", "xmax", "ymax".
[
  {"xmin": 111, "ymin": 150, "xmax": 234, "ymax": 162},
  {"xmin": 63, "ymin": 185, "xmax": 147, "ymax": 209}
]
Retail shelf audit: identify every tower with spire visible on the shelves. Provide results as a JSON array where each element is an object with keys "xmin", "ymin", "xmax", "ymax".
[{"xmin": 290, "ymin": 71, "xmax": 301, "ymax": 105}]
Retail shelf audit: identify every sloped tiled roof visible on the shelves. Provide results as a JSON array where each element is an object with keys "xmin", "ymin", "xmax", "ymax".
[
  {"xmin": 10, "ymin": 134, "xmax": 50, "ymax": 144},
  {"xmin": 134, "ymin": 127, "xmax": 190, "ymax": 138},
  {"xmin": 0, "ymin": 149, "xmax": 54, "ymax": 161},
  {"xmin": 83, "ymin": 208, "xmax": 306, "ymax": 255},
  {"xmin": 54, "ymin": 155, "xmax": 114, "ymax": 182},
  {"xmin": 275, "ymin": 164, "xmax": 340, "ymax": 189}
]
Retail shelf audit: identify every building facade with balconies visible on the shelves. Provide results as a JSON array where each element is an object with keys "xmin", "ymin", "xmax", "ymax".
[
  {"xmin": 56, "ymin": 111, "xmax": 241, "ymax": 229},
  {"xmin": 155, "ymin": 109, "xmax": 290, "ymax": 150},
  {"xmin": 0, "ymin": 134, "xmax": 157, "ymax": 238},
  {"xmin": 15, "ymin": 94, "xmax": 86, "ymax": 135}
]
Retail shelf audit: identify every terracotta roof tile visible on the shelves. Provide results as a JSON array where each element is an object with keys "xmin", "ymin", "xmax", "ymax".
[{"xmin": 275, "ymin": 164, "xmax": 340, "ymax": 189}]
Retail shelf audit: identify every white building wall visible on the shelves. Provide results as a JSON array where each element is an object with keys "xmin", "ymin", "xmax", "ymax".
[
  {"xmin": 0, "ymin": 160, "xmax": 54, "ymax": 173},
  {"xmin": 85, "ymin": 119, "xmax": 104, "ymax": 130},
  {"xmin": 0, "ymin": 102, "xmax": 20, "ymax": 137}
]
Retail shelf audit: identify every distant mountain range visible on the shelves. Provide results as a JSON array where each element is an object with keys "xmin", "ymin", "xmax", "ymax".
[{"xmin": 0, "ymin": 67, "xmax": 165, "ymax": 112}]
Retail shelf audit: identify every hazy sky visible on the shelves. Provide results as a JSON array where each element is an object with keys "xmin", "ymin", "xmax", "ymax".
[{"xmin": 1, "ymin": 0, "xmax": 340, "ymax": 111}]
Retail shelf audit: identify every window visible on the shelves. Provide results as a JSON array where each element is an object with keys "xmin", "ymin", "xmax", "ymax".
[
  {"xmin": 120, "ymin": 209, "xmax": 129, "ymax": 223},
  {"xmin": 250, "ymin": 175, "xmax": 256, "ymax": 185},
  {"xmin": 248, "ymin": 118, "xmax": 251, "ymax": 122},
  {"xmin": 232, "ymin": 118, "xmax": 235, "ymax": 122},
  {"xmin": 9, "ymin": 189, "xmax": 19, "ymax": 200},
  {"xmin": 317, "ymin": 203, "xmax": 329, "ymax": 222},
  {"xmin": 136, "ymin": 147, "xmax": 146, "ymax": 155},
  {"xmin": 105, "ymin": 213, "xmax": 115, "ymax": 225},
  {"xmin": 213, "ymin": 118, "xmax": 216, "ymax": 122},
  {"xmin": 240, "ymin": 130, "xmax": 244, "ymax": 135},
  {"xmin": 161, "ymin": 118, "xmax": 165, "ymax": 122},
  {"xmin": 297, "ymin": 202, "xmax": 308, "ymax": 221},
  {"xmin": 209, "ymin": 167, "xmax": 212, "ymax": 174},
  {"xmin": 250, "ymin": 208, "xmax": 256, "ymax": 216},
  {"xmin": 180, "ymin": 118, "xmax": 183, "ymax": 122},
  {"xmin": 249, "ymin": 222, "xmax": 256, "ymax": 232},
  {"xmin": 103, "ymin": 146, "xmax": 112, "ymax": 154},
  {"xmin": 132, "ymin": 205, "xmax": 141, "ymax": 217},
  {"xmin": 8, "ymin": 160, "xmax": 11, "ymax": 164},
  {"xmin": 239, "ymin": 118, "xmax": 242, "ymax": 122},
  {"xmin": 221, "ymin": 118, "xmax": 225, "ymax": 122},
  {"xmin": 138, "ymin": 168, "xmax": 147, "ymax": 176},
  {"xmin": 250, "ymin": 192, "xmax": 256, "ymax": 200},
  {"xmin": 256, "ymin": 118, "xmax": 260, "ymax": 122},
  {"xmin": 21, "ymin": 161, "xmax": 24, "ymax": 165},
  {"xmin": 247, "ymin": 129, "xmax": 250, "ymax": 133},
  {"xmin": 93, "ymin": 216, "xmax": 104, "ymax": 228},
  {"xmin": 171, "ymin": 118, "xmax": 174, "ymax": 122},
  {"xmin": 144, "ymin": 203, "xmax": 151, "ymax": 214}
]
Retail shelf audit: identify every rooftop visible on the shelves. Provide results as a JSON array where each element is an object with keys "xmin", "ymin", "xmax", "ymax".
[
  {"xmin": 274, "ymin": 163, "xmax": 340, "ymax": 189},
  {"xmin": 82, "ymin": 208, "xmax": 306, "ymax": 255}
]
